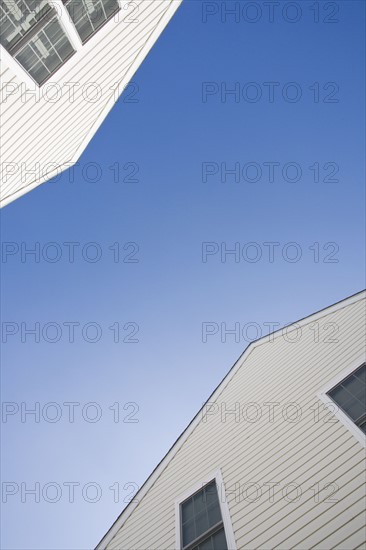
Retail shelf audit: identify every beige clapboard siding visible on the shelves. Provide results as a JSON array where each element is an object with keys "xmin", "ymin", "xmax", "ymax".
[
  {"xmin": 109, "ymin": 302, "xmax": 366, "ymax": 548},
  {"xmin": 292, "ymin": 497, "xmax": 366, "ymax": 549},
  {"xmin": 333, "ymin": 527, "xmax": 366, "ymax": 550},
  {"xmin": 240, "ymin": 494, "xmax": 365, "ymax": 549},
  {"xmin": 236, "ymin": 463, "xmax": 365, "ymax": 547},
  {"xmin": 115, "ymin": 441, "xmax": 364, "ymax": 550},
  {"xmin": 109, "ymin": 414, "xmax": 360, "ymax": 546},
  {"xmin": 227, "ymin": 433, "xmax": 361, "ymax": 523},
  {"xmin": 158, "ymin": 415, "xmax": 349, "ymax": 512},
  {"xmin": 1, "ymin": 0, "xmax": 181, "ymax": 205},
  {"xmin": 233, "ymin": 460, "xmax": 365, "ymax": 547},
  {"xmin": 105, "ymin": 295, "xmax": 366, "ymax": 550},
  {"xmin": 177, "ymin": 327, "xmax": 362, "ymax": 460},
  {"xmin": 166, "ymin": 323, "xmax": 365, "ymax": 480}
]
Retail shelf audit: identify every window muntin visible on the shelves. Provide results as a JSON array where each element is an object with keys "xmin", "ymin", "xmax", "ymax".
[
  {"xmin": 0, "ymin": 0, "xmax": 75, "ymax": 84},
  {"xmin": 190, "ymin": 528, "xmax": 227, "ymax": 550},
  {"xmin": 0, "ymin": 0, "xmax": 121, "ymax": 85},
  {"xmin": 327, "ymin": 363, "xmax": 366, "ymax": 434},
  {"xmin": 180, "ymin": 481, "xmax": 228, "ymax": 550},
  {"xmin": 0, "ymin": 0, "xmax": 50, "ymax": 49},
  {"xmin": 14, "ymin": 16, "xmax": 74, "ymax": 84},
  {"xmin": 63, "ymin": 0, "xmax": 119, "ymax": 43}
]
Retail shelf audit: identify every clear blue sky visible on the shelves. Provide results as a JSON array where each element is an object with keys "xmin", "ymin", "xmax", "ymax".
[{"xmin": 1, "ymin": 1, "xmax": 365, "ymax": 549}]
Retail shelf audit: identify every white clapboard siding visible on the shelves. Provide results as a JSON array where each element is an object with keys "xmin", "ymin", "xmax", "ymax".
[
  {"xmin": 98, "ymin": 291, "xmax": 366, "ymax": 550},
  {"xmin": 0, "ymin": 0, "xmax": 182, "ymax": 207}
]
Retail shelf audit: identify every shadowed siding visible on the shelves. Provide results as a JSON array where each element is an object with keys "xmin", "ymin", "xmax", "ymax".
[{"xmin": 104, "ymin": 295, "xmax": 366, "ymax": 549}]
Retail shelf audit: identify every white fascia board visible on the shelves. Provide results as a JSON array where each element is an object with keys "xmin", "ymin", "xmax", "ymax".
[
  {"xmin": 95, "ymin": 290, "xmax": 366, "ymax": 549},
  {"xmin": 0, "ymin": 161, "xmax": 74, "ymax": 207},
  {"xmin": 0, "ymin": 0, "xmax": 183, "ymax": 208},
  {"xmin": 69, "ymin": 0, "xmax": 183, "ymax": 170}
]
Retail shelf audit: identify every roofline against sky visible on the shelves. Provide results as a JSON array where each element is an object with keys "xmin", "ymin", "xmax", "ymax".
[
  {"xmin": 96, "ymin": 288, "xmax": 366, "ymax": 549},
  {"xmin": 0, "ymin": 0, "xmax": 183, "ymax": 209}
]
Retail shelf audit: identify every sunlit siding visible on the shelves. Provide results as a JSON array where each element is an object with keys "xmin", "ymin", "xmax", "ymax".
[
  {"xmin": 104, "ymin": 294, "xmax": 366, "ymax": 549},
  {"xmin": 0, "ymin": 0, "xmax": 181, "ymax": 207}
]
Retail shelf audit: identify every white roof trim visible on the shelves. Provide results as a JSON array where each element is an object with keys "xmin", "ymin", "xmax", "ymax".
[
  {"xmin": 69, "ymin": 0, "xmax": 183, "ymax": 170},
  {"xmin": 96, "ymin": 289, "xmax": 366, "ymax": 549},
  {"xmin": 0, "ymin": 0, "xmax": 183, "ymax": 208}
]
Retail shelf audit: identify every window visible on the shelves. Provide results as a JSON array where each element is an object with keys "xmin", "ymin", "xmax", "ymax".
[
  {"xmin": 0, "ymin": 0, "xmax": 50, "ymax": 49},
  {"xmin": 180, "ymin": 480, "xmax": 228, "ymax": 550},
  {"xmin": 0, "ymin": 0, "xmax": 121, "ymax": 84},
  {"xmin": 0, "ymin": 0, "xmax": 74, "ymax": 84},
  {"xmin": 63, "ymin": 0, "xmax": 120, "ymax": 43},
  {"xmin": 327, "ymin": 363, "xmax": 366, "ymax": 434}
]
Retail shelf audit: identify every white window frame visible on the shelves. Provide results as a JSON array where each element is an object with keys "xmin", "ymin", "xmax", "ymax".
[
  {"xmin": 174, "ymin": 469, "xmax": 237, "ymax": 550},
  {"xmin": 318, "ymin": 355, "xmax": 366, "ymax": 448},
  {"xmin": 0, "ymin": 0, "xmax": 127, "ymax": 86},
  {"xmin": 53, "ymin": 0, "xmax": 82, "ymax": 50}
]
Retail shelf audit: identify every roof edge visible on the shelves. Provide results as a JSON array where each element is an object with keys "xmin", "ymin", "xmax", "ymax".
[
  {"xmin": 0, "ymin": 0, "xmax": 183, "ymax": 209},
  {"xmin": 95, "ymin": 289, "xmax": 366, "ymax": 549}
]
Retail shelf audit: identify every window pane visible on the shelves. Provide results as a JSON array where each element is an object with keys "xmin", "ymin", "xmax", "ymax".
[
  {"xmin": 328, "ymin": 386, "xmax": 353, "ymax": 408},
  {"xmin": 354, "ymin": 365, "xmax": 366, "ymax": 384},
  {"xmin": 0, "ymin": 0, "xmax": 49, "ymax": 49},
  {"xmin": 182, "ymin": 518, "xmax": 195, "ymax": 547},
  {"xmin": 344, "ymin": 400, "xmax": 365, "ymax": 422},
  {"xmin": 192, "ymin": 529, "xmax": 228, "ymax": 550},
  {"xmin": 327, "ymin": 363, "xmax": 366, "ymax": 431},
  {"xmin": 15, "ymin": 17, "xmax": 74, "ymax": 84},
  {"xmin": 195, "ymin": 510, "xmax": 209, "ymax": 538},
  {"xmin": 205, "ymin": 482, "xmax": 218, "ymax": 501},
  {"xmin": 342, "ymin": 376, "xmax": 365, "ymax": 401},
  {"xmin": 182, "ymin": 498, "xmax": 194, "ymax": 523},
  {"xmin": 199, "ymin": 537, "xmax": 213, "ymax": 550},
  {"xmin": 212, "ymin": 528, "xmax": 228, "ymax": 550},
  {"xmin": 207, "ymin": 502, "xmax": 222, "ymax": 527},
  {"xmin": 181, "ymin": 481, "xmax": 225, "ymax": 549},
  {"xmin": 194, "ymin": 491, "xmax": 207, "ymax": 514},
  {"xmin": 359, "ymin": 420, "xmax": 366, "ymax": 434},
  {"xmin": 29, "ymin": 60, "xmax": 48, "ymax": 82},
  {"xmin": 65, "ymin": 0, "xmax": 119, "ymax": 42}
]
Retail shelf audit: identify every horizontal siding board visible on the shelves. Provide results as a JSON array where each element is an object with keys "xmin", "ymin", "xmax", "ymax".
[
  {"xmin": 1, "ymin": 0, "xmax": 166, "ymax": 138},
  {"xmin": 344, "ymin": 531, "xmax": 366, "ymax": 550},
  {"xmin": 236, "ymin": 462, "xmax": 365, "ymax": 547},
  {"xmin": 296, "ymin": 497, "xmax": 366, "ymax": 549},
  {"xmin": 228, "ymin": 439, "xmax": 362, "ymax": 526},
  {"xmin": 104, "ymin": 296, "xmax": 366, "ymax": 550},
  {"xmin": 0, "ymin": 0, "xmax": 165, "ymax": 126},
  {"xmin": 161, "ymin": 336, "xmax": 365, "ymax": 481},
  {"xmin": 1, "ymin": 22, "xmax": 162, "ymax": 169},
  {"xmin": 309, "ymin": 516, "xmax": 366, "ymax": 550},
  {"xmin": 1, "ymin": 0, "xmax": 181, "ymax": 205}
]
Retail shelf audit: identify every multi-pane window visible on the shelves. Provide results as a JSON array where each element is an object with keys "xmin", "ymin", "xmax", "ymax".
[
  {"xmin": 180, "ymin": 480, "xmax": 228, "ymax": 550},
  {"xmin": 327, "ymin": 363, "xmax": 366, "ymax": 434},
  {"xmin": 63, "ymin": 0, "xmax": 119, "ymax": 43},
  {"xmin": 0, "ymin": 0, "xmax": 120, "ymax": 84},
  {"xmin": 0, "ymin": 0, "xmax": 50, "ymax": 49},
  {"xmin": 0, "ymin": 0, "xmax": 74, "ymax": 84}
]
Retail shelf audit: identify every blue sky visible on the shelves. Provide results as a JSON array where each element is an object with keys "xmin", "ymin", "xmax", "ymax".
[{"xmin": 1, "ymin": 1, "xmax": 365, "ymax": 548}]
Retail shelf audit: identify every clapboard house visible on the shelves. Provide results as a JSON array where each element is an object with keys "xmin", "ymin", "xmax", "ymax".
[
  {"xmin": 97, "ymin": 290, "xmax": 366, "ymax": 550},
  {"xmin": 0, "ymin": 0, "xmax": 182, "ymax": 207}
]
